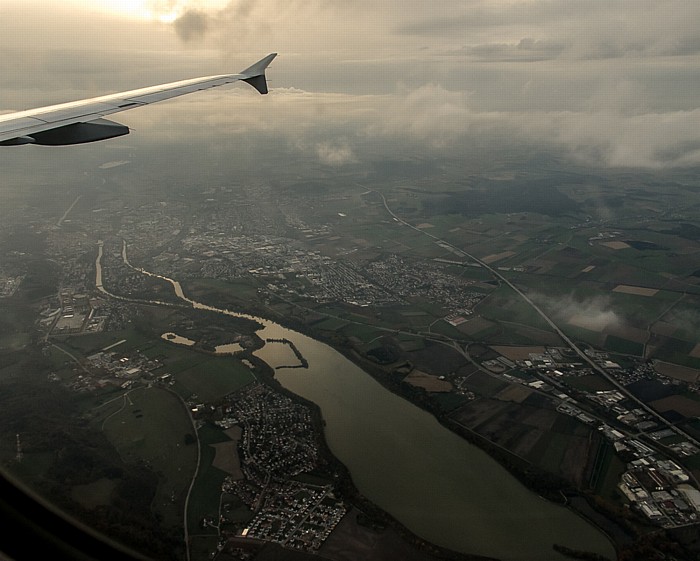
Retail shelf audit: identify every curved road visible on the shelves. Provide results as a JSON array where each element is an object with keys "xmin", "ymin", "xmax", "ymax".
[{"xmin": 95, "ymin": 241, "xmax": 201, "ymax": 561}]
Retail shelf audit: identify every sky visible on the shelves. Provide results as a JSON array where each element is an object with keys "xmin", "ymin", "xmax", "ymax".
[{"xmin": 2, "ymin": 0, "xmax": 700, "ymax": 168}]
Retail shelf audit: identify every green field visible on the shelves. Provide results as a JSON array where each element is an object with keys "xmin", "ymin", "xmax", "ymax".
[
  {"xmin": 189, "ymin": 536, "xmax": 220, "ymax": 561},
  {"xmin": 604, "ymin": 335, "xmax": 644, "ymax": 356},
  {"xmin": 312, "ymin": 316, "xmax": 350, "ymax": 332},
  {"xmin": 340, "ymin": 322, "xmax": 385, "ymax": 343},
  {"xmin": 174, "ymin": 357, "xmax": 255, "ymax": 402},
  {"xmin": 560, "ymin": 323, "xmax": 607, "ymax": 348},
  {"xmin": 397, "ymin": 337, "xmax": 426, "ymax": 352},
  {"xmin": 187, "ymin": 424, "xmax": 232, "ymax": 533},
  {"xmin": 535, "ymin": 432, "xmax": 571, "ymax": 474},
  {"xmin": 432, "ymin": 392, "xmax": 470, "ymax": 412},
  {"xmin": 185, "ymin": 277, "xmax": 261, "ymax": 303},
  {"xmin": 593, "ymin": 447, "xmax": 626, "ymax": 502},
  {"xmin": 460, "ymin": 370, "xmax": 509, "ymax": 396},
  {"xmin": 63, "ymin": 329, "xmax": 151, "ymax": 356},
  {"xmin": 141, "ymin": 339, "xmax": 197, "ymax": 362},
  {"xmin": 563, "ymin": 374, "xmax": 615, "ymax": 392},
  {"xmin": 44, "ymin": 344, "xmax": 78, "ymax": 370},
  {"xmin": 478, "ymin": 286, "xmax": 556, "ymax": 333},
  {"xmin": 98, "ymin": 386, "xmax": 197, "ymax": 527},
  {"xmin": 0, "ymin": 331, "xmax": 30, "ymax": 351},
  {"xmin": 429, "ymin": 319, "xmax": 469, "ymax": 339}
]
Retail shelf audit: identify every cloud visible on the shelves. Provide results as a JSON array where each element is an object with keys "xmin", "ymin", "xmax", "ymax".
[
  {"xmin": 173, "ymin": 9, "xmax": 209, "ymax": 42},
  {"xmin": 370, "ymin": 83, "xmax": 474, "ymax": 147},
  {"xmin": 551, "ymin": 109, "xmax": 700, "ymax": 168},
  {"xmin": 160, "ymin": 0, "xmax": 353, "ymax": 52},
  {"xmin": 109, "ymin": 82, "xmax": 700, "ymax": 169},
  {"xmin": 4, "ymin": 1, "xmax": 700, "ymax": 170},
  {"xmin": 446, "ymin": 38, "xmax": 569, "ymax": 62},
  {"xmin": 396, "ymin": 1, "xmax": 700, "ymax": 62},
  {"xmin": 358, "ymin": 81, "xmax": 700, "ymax": 168},
  {"xmin": 315, "ymin": 141, "xmax": 356, "ymax": 166},
  {"xmin": 532, "ymin": 293, "xmax": 621, "ymax": 332}
]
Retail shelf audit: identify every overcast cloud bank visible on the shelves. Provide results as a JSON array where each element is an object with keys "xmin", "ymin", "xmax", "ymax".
[{"xmin": 2, "ymin": 1, "xmax": 700, "ymax": 168}]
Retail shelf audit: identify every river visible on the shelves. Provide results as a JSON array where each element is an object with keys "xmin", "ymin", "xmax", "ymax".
[
  {"xmin": 257, "ymin": 326, "xmax": 615, "ymax": 561},
  {"xmin": 98, "ymin": 248, "xmax": 616, "ymax": 560}
]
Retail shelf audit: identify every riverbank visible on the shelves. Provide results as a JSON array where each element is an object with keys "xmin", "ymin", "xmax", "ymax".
[
  {"xmin": 254, "ymin": 313, "xmax": 624, "ymax": 558},
  {"xmin": 103, "ymin": 269, "xmax": 617, "ymax": 560},
  {"xmin": 243, "ymin": 346, "xmax": 493, "ymax": 561},
  {"xmin": 269, "ymin": 314, "xmax": 699, "ymax": 561}
]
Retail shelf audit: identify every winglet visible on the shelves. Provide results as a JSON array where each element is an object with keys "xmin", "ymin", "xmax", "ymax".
[{"xmin": 240, "ymin": 53, "xmax": 277, "ymax": 95}]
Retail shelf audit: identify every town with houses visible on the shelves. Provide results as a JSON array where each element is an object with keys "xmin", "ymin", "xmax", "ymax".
[
  {"xmin": 45, "ymin": 338, "xmax": 350, "ymax": 554},
  {"xmin": 216, "ymin": 384, "xmax": 347, "ymax": 551},
  {"xmin": 4, "ymin": 203, "xmax": 700, "ymax": 544},
  {"xmin": 2, "ymin": 177, "xmax": 700, "ymax": 559},
  {"xmin": 34, "ymin": 280, "xmax": 700, "ymax": 544}
]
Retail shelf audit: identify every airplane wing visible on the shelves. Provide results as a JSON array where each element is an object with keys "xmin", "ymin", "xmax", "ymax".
[{"xmin": 0, "ymin": 53, "xmax": 277, "ymax": 146}]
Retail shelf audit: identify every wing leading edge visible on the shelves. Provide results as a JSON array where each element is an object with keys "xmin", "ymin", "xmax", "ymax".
[{"xmin": 0, "ymin": 53, "xmax": 277, "ymax": 146}]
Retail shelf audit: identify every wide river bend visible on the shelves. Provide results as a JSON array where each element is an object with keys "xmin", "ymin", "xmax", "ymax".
[{"xmin": 102, "ymin": 248, "xmax": 616, "ymax": 561}]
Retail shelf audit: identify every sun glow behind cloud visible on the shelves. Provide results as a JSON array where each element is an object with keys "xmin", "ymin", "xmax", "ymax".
[
  {"xmin": 12, "ymin": 0, "xmax": 700, "ymax": 168},
  {"xmin": 72, "ymin": 0, "xmax": 228, "ymax": 23},
  {"xmin": 66, "ymin": 0, "xmax": 169, "ymax": 22}
]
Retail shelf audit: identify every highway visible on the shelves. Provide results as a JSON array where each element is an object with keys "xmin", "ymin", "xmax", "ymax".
[{"xmin": 372, "ymin": 188, "xmax": 700, "ymax": 449}]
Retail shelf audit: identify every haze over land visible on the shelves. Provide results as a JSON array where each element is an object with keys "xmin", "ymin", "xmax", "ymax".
[{"xmin": 2, "ymin": 2, "xmax": 700, "ymax": 561}]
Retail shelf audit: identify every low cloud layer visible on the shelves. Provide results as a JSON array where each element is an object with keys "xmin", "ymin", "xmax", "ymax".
[
  {"xmin": 532, "ymin": 293, "xmax": 621, "ymax": 332},
  {"xmin": 2, "ymin": 1, "xmax": 700, "ymax": 168},
  {"xmin": 315, "ymin": 141, "xmax": 356, "ymax": 166}
]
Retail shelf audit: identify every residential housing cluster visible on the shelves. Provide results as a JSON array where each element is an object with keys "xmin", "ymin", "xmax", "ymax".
[{"xmin": 215, "ymin": 384, "xmax": 347, "ymax": 551}]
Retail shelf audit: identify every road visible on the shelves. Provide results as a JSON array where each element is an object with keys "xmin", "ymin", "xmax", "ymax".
[
  {"xmin": 166, "ymin": 387, "xmax": 201, "ymax": 561},
  {"xmin": 95, "ymin": 240, "xmax": 202, "ymax": 559},
  {"xmin": 371, "ymin": 188, "xmax": 700, "ymax": 449},
  {"xmin": 57, "ymin": 194, "xmax": 82, "ymax": 227},
  {"xmin": 98, "ymin": 388, "xmax": 139, "ymax": 432},
  {"xmin": 50, "ymin": 343, "xmax": 93, "ymax": 376}
]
